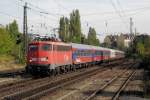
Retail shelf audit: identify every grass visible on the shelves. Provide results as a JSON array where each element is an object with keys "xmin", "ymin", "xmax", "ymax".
[
  {"xmin": 0, "ymin": 54, "xmax": 25, "ymax": 71},
  {"xmin": 0, "ymin": 54, "xmax": 14, "ymax": 62}
]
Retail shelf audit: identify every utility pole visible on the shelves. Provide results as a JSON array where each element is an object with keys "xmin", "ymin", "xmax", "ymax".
[
  {"xmin": 105, "ymin": 21, "xmax": 108, "ymax": 35},
  {"xmin": 23, "ymin": 2, "xmax": 28, "ymax": 56},
  {"xmin": 130, "ymin": 17, "xmax": 133, "ymax": 34}
]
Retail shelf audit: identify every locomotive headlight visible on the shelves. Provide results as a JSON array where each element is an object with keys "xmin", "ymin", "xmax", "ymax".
[
  {"xmin": 29, "ymin": 59, "xmax": 32, "ymax": 62},
  {"xmin": 40, "ymin": 57, "xmax": 48, "ymax": 61},
  {"xmin": 32, "ymin": 58, "xmax": 37, "ymax": 61}
]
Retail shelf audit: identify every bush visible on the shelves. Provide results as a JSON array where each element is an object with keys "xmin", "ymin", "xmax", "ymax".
[{"xmin": 0, "ymin": 28, "xmax": 15, "ymax": 55}]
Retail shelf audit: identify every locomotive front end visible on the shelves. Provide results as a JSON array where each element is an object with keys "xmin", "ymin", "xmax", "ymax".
[{"xmin": 26, "ymin": 41, "xmax": 52, "ymax": 75}]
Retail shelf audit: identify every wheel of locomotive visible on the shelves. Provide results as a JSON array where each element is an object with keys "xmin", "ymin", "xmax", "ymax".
[
  {"xmin": 65, "ymin": 65, "xmax": 69, "ymax": 73},
  {"xmin": 55, "ymin": 68, "xmax": 59, "ymax": 75},
  {"xmin": 53, "ymin": 69, "xmax": 56, "ymax": 75},
  {"xmin": 30, "ymin": 69, "xmax": 38, "ymax": 76},
  {"xmin": 25, "ymin": 65, "xmax": 30, "ymax": 73},
  {"xmin": 72, "ymin": 65, "xmax": 75, "ymax": 71},
  {"xmin": 71, "ymin": 65, "xmax": 74, "ymax": 71},
  {"xmin": 70, "ymin": 65, "xmax": 72, "ymax": 71},
  {"xmin": 49, "ymin": 70, "xmax": 53, "ymax": 76},
  {"xmin": 46, "ymin": 70, "xmax": 50, "ymax": 76},
  {"xmin": 56, "ymin": 67, "xmax": 60, "ymax": 75},
  {"xmin": 64, "ymin": 66, "xmax": 67, "ymax": 73},
  {"xmin": 60, "ymin": 67, "xmax": 63, "ymax": 74}
]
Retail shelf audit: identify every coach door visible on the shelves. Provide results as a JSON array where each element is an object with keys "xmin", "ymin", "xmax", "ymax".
[
  {"xmin": 53, "ymin": 45, "xmax": 57, "ymax": 68},
  {"xmin": 101, "ymin": 50, "xmax": 104, "ymax": 61}
]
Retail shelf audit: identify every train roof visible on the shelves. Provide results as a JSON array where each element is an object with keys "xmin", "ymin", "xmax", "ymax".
[
  {"xmin": 71, "ymin": 43, "xmax": 110, "ymax": 51},
  {"xmin": 91, "ymin": 46, "xmax": 109, "ymax": 51},
  {"xmin": 71, "ymin": 43, "xmax": 92, "ymax": 50},
  {"xmin": 29, "ymin": 41, "xmax": 71, "ymax": 46},
  {"xmin": 29, "ymin": 41, "xmax": 124, "ymax": 53},
  {"xmin": 109, "ymin": 48, "xmax": 124, "ymax": 53}
]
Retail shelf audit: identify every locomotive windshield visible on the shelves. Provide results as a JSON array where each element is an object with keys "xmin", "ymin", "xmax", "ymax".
[
  {"xmin": 29, "ymin": 44, "xmax": 51, "ymax": 51},
  {"xmin": 29, "ymin": 45, "xmax": 38, "ymax": 51},
  {"xmin": 41, "ymin": 44, "xmax": 51, "ymax": 51}
]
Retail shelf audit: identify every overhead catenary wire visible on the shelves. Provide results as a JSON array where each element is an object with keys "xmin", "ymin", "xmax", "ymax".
[
  {"xmin": 109, "ymin": 0, "xmax": 129, "ymax": 30},
  {"xmin": 88, "ymin": 8, "xmax": 150, "ymax": 23},
  {"xmin": 116, "ymin": 0, "xmax": 126, "ymax": 16},
  {"xmin": 18, "ymin": 1, "xmax": 60, "ymax": 34},
  {"xmin": 18, "ymin": 0, "xmax": 65, "ymax": 16},
  {"xmin": 0, "ymin": 11, "xmax": 22, "ymax": 21},
  {"xmin": 1, "ymin": 0, "xmax": 150, "ymax": 36},
  {"xmin": 53, "ymin": 0, "xmax": 71, "ymax": 12}
]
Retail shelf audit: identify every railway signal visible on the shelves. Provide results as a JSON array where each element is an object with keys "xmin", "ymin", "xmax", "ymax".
[{"xmin": 16, "ymin": 34, "xmax": 22, "ymax": 44}]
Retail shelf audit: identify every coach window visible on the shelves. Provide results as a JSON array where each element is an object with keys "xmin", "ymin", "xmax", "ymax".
[
  {"xmin": 57, "ymin": 45, "xmax": 71, "ymax": 51},
  {"xmin": 53, "ymin": 45, "xmax": 57, "ymax": 51},
  {"xmin": 65, "ymin": 46, "xmax": 71, "ymax": 51},
  {"xmin": 76, "ymin": 50, "xmax": 78, "ymax": 56},
  {"xmin": 80, "ymin": 50, "xmax": 82, "ymax": 56}
]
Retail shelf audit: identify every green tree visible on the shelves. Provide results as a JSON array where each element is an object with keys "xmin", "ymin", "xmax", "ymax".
[
  {"xmin": 59, "ymin": 16, "xmax": 65, "ymax": 41},
  {"xmin": 87, "ymin": 27, "xmax": 100, "ymax": 46},
  {"xmin": 59, "ymin": 9, "xmax": 82, "ymax": 43},
  {"xmin": 7, "ymin": 20, "xmax": 25, "ymax": 63},
  {"xmin": 126, "ymin": 35, "xmax": 150, "ymax": 69},
  {"xmin": 136, "ymin": 42, "xmax": 145, "ymax": 58},
  {"xmin": 104, "ymin": 36, "xmax": 111, "ymax": 48},
  {"xmin": 64, "ymin": 17, "xmax": 70, "ymax": 42},
  {"xmin": 69, "ymin": 9, "xmax": 82, "ymax": 43},
  {"xmin": 7, "ymin": 20, "xmax": 20, "ymax": 39},
  {"xmin": 0, "ymin": 28, "xmax": 15, "ymax": 54},
  {"xmin": 116, "ymin": 34, "xmax": 125, "ymax": 50}
]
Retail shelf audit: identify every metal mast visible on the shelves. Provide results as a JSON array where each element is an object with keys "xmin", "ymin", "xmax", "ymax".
[
  {"xmin": 130, "ymin": 17, "xmax": 133, "ymax": 34},
  {"xmin": 23, "ymin": 2, "xmax": 28, "ymax": 56}
]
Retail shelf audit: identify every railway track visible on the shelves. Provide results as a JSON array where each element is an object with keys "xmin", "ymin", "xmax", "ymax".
[
  {"xmin": 1, "ymin": 66, "xmax": 103, "ymax": 99},
  {"xmin": 119, "ymin": 69, "xmax": 144, "ymax": 99},
  {"xmin": 0, "ymin": 68, "xmax": 25, "ymax": 78},
  {"xmin": 0, "ymin": 59, "xmax": 127, "ymax": 99},
  {"xmin": 84, "ymin": 69, "xmax": 136, "ymax": 100},
  {"xmin": 39, "ymin": 61, "xmax": 136, "ymax": 100}
]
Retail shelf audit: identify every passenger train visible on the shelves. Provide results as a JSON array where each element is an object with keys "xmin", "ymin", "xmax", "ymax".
[{"xmin": 26, "ymin": 39, "xmax": 124, "ymax": 75}]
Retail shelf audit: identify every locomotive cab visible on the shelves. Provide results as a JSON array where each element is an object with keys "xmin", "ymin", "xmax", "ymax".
[
  {"xmin": 26, "ymin": 41, "xmax": 52, "ymax": 75},
  {"xmin": 26, "ymin": 41, "xmax": 72, "ymax": 75}
]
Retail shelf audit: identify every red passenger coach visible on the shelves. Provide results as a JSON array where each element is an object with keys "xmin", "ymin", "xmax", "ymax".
[
  {"xmin": 26, "ymin": 41, "xmax": 72, "ymax": 75},
  {"xmin": 71, "ymin": 43, "xmax": 93, "ymax": 65},
  {"xmin": 92, "ymin": 46, "xmax": 103, "ymax": 63},
  {"xmin": 103, "ymin": 49, "xmax": 111, "ymax": 60}
]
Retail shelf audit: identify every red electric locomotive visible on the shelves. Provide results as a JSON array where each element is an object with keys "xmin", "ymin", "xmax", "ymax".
[{"xmin": 26, "ymin": 41, "xmax": 72, "ymax": 75}]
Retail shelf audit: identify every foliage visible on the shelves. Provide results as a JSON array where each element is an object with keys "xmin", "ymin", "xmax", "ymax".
[
  {"xmin": 59, "ymin": 17, "xmax": 70, "ymax": 42},
  {"xmin": 58, "ymin": 9, "xmax": 100, "ymax": 45},
  {"xmin": 0, "ymin": 20, "xmax": 25, "ymax": 63},
  {"xmin": 103, "ymin": 36, "xmax": 111, "ymax": 48},
  {"xmin": 116, "ymin": 34, "xmax": 125, "ymax": 50},
  {"xmin": 69, "ymin": 9, "xmax": 82, "ymax": 43},
  {"xmin": 127, "ymin": 35, "xmax": 150, "ymax": 69},
  {"xmin": 0, "ymin": 28, "xmax": 15, "ymax": 54},
  {"xmin": 103, "ymin": 34, "xmax": 125, "ymax": 50},
  {"xmin": 87, "ymin": 27, "xmax": 100, "ymax": 46},
  {"xmin": 7, "ymin": 20, "xmax": 20, "ymax": 39},
  {"xmin": 136, "ymin": 42, "xmax": 145, "ymax": 58},
  {"xmin": 59, "ymin": 9, "xmax": 82, "ymax": 43}
]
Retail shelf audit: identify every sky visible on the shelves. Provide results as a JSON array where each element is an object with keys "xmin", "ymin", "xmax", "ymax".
[{"xmin": 0, "ymin": 0, "xmax": 150, "ymax": 42}]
